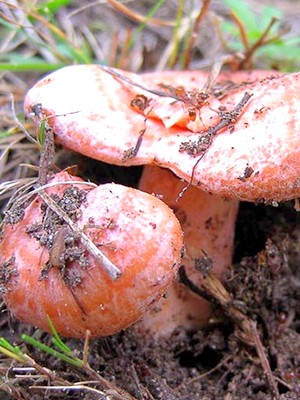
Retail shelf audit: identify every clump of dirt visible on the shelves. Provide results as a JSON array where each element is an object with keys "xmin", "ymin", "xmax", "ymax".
[
  {"xmin": 0, "ymin": 181, "xmax": 91, "ymax": 292},
  {"xmin": 26, "ymin": 186, "xmax": 89, "ymax": 282}
]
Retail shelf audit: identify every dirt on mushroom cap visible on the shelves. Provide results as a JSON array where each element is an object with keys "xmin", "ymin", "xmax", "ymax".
[
  {"xmin": 24, "ymin": 66, "xmax": 300, "ymax": 202},
  {"xmin": 0, "ymin": 171, "xmax": 183, "ymax": 338}
]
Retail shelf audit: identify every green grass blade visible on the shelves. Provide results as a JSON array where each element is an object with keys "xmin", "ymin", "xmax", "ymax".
[
  {"xmin": 0, "ymin": 337, "xmax": 21, "ymax": 354},
  {"xmin": 39, "ymin": 0, "xmax": 72, "ymax": 15},
  {"xmin": 21, "ymin": 334, "xmax": 84, "ymax": 368},
  {"xmin": 0, "ymin": 338, "xmax": 26, "ymax": 363},
  {"xmin": 224, "ymin": 0, "xmax": 257, "ymax": 32},
  {"xmin": 117, "ymin": 0, "xmax": 167, "ymax": 66},
  {"xmin": 0, "ymin": 62, "xmax": 65, "ymax": 72},
  {"xmin": 0, "ymin": 345, "xmax": 25, "ymax": 363},
  {"xmin": 47, "ymin": 316, "xmax": 73, "ymax": 354},
  {"xmin": 135, "ymin": 0, "xmax": 167, "ymax": 34}
]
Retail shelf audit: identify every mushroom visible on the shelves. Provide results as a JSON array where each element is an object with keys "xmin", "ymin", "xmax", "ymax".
[
  {"xmin": 23, "ymin": 66, "xmax": 300, "ymax": 336},
  {"xmin": 23, "ymin": 65, "xmax": 299, "ymax": 201},
  {"xmin": 0, "ymin": 171, "xmax": 183, "ymax": 338}
]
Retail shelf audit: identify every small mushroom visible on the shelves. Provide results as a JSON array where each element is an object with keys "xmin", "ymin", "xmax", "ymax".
[
  {"xmin": 24, "ymin": 66, "xmax": 300, "ymax": 336},
  {"xmin": 0, "ymin": 171, "xmax": 183, "ymax": 338}
]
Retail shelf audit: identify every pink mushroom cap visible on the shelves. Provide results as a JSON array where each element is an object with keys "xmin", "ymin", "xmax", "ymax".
[
  {"xmin": 24, "ymin": 65, "xmax": 300, "ymax": 202},
  {"xmin": 0, "ymin": 171, "xmax": 183, "ymax": 338}
]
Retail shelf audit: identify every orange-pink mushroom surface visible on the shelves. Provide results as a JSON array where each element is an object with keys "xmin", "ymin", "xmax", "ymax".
[
  {"xmin": 24, "ymin": 66, "xmax": 300, "ymax": 202},
  {"xmin": 137, "ymin": 166, "xmax": 239, "ymax": 336},
  {"xmin": 0, "ymin": 171, "xmax": 183, "ymax": 338}
]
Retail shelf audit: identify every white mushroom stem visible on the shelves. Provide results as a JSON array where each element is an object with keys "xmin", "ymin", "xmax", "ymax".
[{"xmin": 137, "ymin": 166, "xmax": 239, "ymax": 338}]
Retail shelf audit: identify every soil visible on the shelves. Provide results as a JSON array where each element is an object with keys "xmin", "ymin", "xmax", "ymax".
[{"xmin": 0, "ymin": 1, "xmax": 300, "ymax": 399}]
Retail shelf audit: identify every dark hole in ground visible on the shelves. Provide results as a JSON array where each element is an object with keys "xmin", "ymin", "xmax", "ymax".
[
  {"xmin": 233, "ymin": 201, "xmax": 299, "ymax": 261},
  {"xmin": 178, "ymin": 346, "xmax": 223, "ymax": 370}
]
